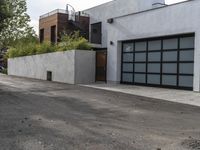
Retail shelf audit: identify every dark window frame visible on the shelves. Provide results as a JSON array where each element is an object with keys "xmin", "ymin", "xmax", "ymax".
[
  {"xmin": 91, "ymin": 22, "xmax": 102, "ymax": 44},
  {"xmin": 39, "ymin": 28, "xmax": 44, "ymax": 43},
  {"xmin": 51, "ymin": 25, "xmax": 56, "ymax": 44}
]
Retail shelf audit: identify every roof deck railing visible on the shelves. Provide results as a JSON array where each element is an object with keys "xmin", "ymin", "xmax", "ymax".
[
  {"xmin": 40, "ymin": 9, "xmax": 89, "ymax": 19},
  {"xmin": 40, "ymin": 9, "xmax": 68, "ymax": 19}
]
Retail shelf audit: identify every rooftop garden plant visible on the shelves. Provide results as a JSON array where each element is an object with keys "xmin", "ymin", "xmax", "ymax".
[{"xmin": 7, "ymin": 31, "xmax": 92, "ymax": 58}]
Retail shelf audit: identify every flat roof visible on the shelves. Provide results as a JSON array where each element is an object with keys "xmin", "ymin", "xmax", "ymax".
[
  {"xmin": 83, "ymin": 0, "xmax": 114, "ymax": 11},
  {"xmin": 40, "ymin": 9, "xmax": 68, "ymax": 19},
  {"xmin": 40, "ymin": 9, "xmax": 89, "ymax": 20},
  {"xmin": 113, "ymin": 0, "xmax": 193, "ymax": 19}
]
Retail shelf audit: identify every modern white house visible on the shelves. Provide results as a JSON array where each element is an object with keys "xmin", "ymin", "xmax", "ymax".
[
  {"xmin": 84, "ymin": 0, "xmax": 200, "ymax": 91},
  {"xmin": 8, "ymin": 0, "xmax": 200, "ymax": 92}
]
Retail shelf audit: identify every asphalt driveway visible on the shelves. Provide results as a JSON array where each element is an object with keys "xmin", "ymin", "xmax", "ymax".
[{"xmin": 0, "ymin": 74, "xmax": 200, "ymax": 150}]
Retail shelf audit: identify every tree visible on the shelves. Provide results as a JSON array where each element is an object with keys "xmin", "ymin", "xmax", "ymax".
[
  {"xmin": 0, "ymin": 0, "xmax": 12, "ymax": 31},
  {"xmin": 0, "ymin": 0, "xmax": 36, "ymax": 48}
]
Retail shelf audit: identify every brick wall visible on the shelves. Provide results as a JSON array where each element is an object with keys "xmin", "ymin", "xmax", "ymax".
[{"xmin": 39, "ymin": 12, "xmax": 89, "ymax": 43}]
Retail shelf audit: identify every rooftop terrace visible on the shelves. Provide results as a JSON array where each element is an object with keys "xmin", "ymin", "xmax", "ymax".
[{"xmin": 40, "ymin": 9, "xmax": 89, "ymax": 19}]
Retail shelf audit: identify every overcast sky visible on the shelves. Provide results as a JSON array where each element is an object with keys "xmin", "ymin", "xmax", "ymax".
[{"xmin": 27, "ymin": 0, "xmax": 186, "ymax": 34}]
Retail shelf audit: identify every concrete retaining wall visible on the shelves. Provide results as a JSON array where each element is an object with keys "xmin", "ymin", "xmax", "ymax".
[{"xmin": 8, "ymin": 50, "xmax": 96, "ymax": 84}]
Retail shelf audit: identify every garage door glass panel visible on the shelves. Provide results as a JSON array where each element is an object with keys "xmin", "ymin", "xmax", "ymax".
[
  {"xmin": 148, "ymin": 52, "xmax": 161, "ymax": 62},
  {"xmin": 179, "ymin": 63, "xmax": 194, "ymax": 74},
  {"xmin": 135, "ymin": 42, "xmax": 147, "ymax": 51},
  {"xmin": 135, "ymin": 53, "xmax": 146, "ymax": 62},
  {"xmin": 179, "ymin": 51, "xmax": 194, "ymax": 61},
  {"xmin": 163, "ymin": 38, "xmax": 178, "ymax": 50},
  {"xmin": 123, "ymin": 63, "xmax": 133, "ymax": 72},
  {"xmin": 162, "ymin": 75, "xmax": 177, "ymax": 86},
  {"xmin": 163, "ymin": 51, "xmax": 177, "ymax": 62},
  {"xmin": 122, "ymin": 73, "xmax": 133, "ymax": 82},
  {"xmin": 134, "ymin": 74, "xmax": 146, "ymax": 83},
  {"xmin": 180, "ymin": 37, "xmax": 194, "ymax": 49},
  {"xmin": 148, "ymin": 63, "xmax": 160, "ymax": 73},
  {"xmin": 123, "ymin": 53, "xmax": 133, "ymax": 62},
  {"xmin": 121, "ymin": 34, "xmax": 194, "ymax": 90},
  {"xmin": 148, "ymin": 40, "xmax": 161, "ymax": 51},
  {"xmin": 147, "ymin": 74, "xmax": 160, "ymax": 85},
  {"xmin": 163, "ymin": 63, "xmax": 177, "ymax": 74},
  {"xmin": 135, "ymin": 63, "xmax": 146, "ymax": 72},
  {"xmin": 123, "ymin": 43, "xmax": 134, "ymax": 52},
  {"xmin": 179, "ymin": 76, "xmax": 193, "ymax": 87}
]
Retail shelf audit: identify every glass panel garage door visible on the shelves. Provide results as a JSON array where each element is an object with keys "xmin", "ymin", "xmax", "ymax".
[{"xmin": 121, "ymin": 34, "xmax": 194, "ymax": 90}]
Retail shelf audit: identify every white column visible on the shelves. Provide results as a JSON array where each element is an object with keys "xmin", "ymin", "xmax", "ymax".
[{"xmin": 193, "ymin": 32, "xmax": 200, "ymax": 92}]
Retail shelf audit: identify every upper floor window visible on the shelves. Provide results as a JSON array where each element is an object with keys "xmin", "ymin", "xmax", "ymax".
[
  {"xmin": 39, "ymin": 29, "xmax": 44, "ymax": 43},
  {"xmin": 91, "ymin": 22, "xmax": 102, "ymax": 44},
  {"xmin": 51, "ymin": 25, "xmax": 56, "ymax": 44}
]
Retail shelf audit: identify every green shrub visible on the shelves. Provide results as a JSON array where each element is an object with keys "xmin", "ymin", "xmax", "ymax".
[
  {"xmin": 7, "ymin": 36, "xmax": 39, "ymax": 58},
  {"xmin": 57, "ymin": 31, "xmax": 92, "ymax": 51},
  {"xmin": 73, "ymin": 38, "xmax": 92, "ymax": 50},
  {"xmin": 7, "ymin": 31, "xmax": 92, "ymax": 58},
  {"xmin": 36, "ymin": 42, "xmax": 56, "ymax": 54},
  {"xmin": 8, "ymin": 47, "xmax": 19, "ymax": 58}
]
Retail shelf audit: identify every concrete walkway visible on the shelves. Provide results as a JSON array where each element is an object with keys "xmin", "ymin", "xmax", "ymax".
[{"xmin": 81, "ymin": 83, "xmax": 200, "ymax": 107}]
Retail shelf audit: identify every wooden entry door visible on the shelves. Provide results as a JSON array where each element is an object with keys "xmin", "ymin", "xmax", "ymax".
[{"xmin": 96, "ymin": 51, "xmax": 107, "ymax": 82}]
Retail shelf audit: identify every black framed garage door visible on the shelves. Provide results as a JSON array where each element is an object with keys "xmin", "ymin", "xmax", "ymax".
[{"xmin": 121, "ymin": 34, "xmax": 194, "ymax": 90}]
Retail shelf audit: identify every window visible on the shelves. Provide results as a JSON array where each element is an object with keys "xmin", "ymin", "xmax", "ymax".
[
  {"xmin": 122, "ymin": 73, "xmax": 133, "ymax": 82},
  {"xmin": 135, "ymin": 41, "xmax": 147, "ymax": 51},
  {"xmin": 135, "ymin": 53, "xmax": 146, "ymax": 62},
  {"xmin": 135, "ymin": 63, "xmax": 146, "ymax": 72},
  {"xmin": 179, "ymin": 50, "xmax": 194, "ymax": 61},
  {"xmin": 148, "ymin": 52, "xmax": 161, "ymax": 62},
  {"xmin": 162, "ymin": 75, "xmax": 177, "ymax": 86},
  {"xmin": 163, "ymin": 38, "xmax": 178, "ymax": 50},
  {"xmin": 91, "ymin": 22, "xmax": 102, "ymax": 44},
  {"xmin": 123, "ymin": 43, "xmax": 133, "ymax": 52},
  {"xmin": 180, "ymin": 37, "xmax": 194, "ymax": 49},
  {"xmin": 163, "ymin": 51, "xmax": 177, "ymax": 62},
  {"xmin": 162, "ymin": 63, "xmax": 177, "ymax": 74},
  {"xmin": 148, "ymin": 63, "xmax": 160, "ymax": 73},
  {"xmin": 147, "ymin": 74, "xmax": 160, "ymax": 85},
  {"xmin": 148, "ymin": 40, "xmax": 161, "ymax": 51},
  {"xmin": 134, "ymin": 73, "xmax": 146, "ymax": 83},
  {"xmin": 51, "ymin": 25, "xmax": 56, "ymax": 44},
  {"xmin": 40, "ymin": 29, "xmax": 44, "ymax": 43},
  {"xmin": 123, "ymin": 53, "xmax": 133, "ymax": 62},
  {"xmin": 122, "ymin": 63, "xmax": 133, "ymax": 72}
]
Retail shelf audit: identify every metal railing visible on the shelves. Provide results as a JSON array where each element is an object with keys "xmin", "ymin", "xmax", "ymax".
[
  {"xmin": 40, "ymin": 9, "xmax": 89, "ymax": 19},
  {"xmin": 40, "ymin": 9, "xmax": 68, "ymax": 19}
]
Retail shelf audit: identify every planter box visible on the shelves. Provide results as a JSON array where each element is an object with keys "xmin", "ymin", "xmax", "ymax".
[{"xmin": 8, "ymin": 50, "xmax": 96, "ymax": 84}]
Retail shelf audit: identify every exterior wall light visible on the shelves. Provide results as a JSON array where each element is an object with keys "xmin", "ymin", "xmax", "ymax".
[
  {"xmin": 107, "ymin": 18, "xmax": 114, "ymax": 24},
  {"xmin": 110, "ymin": 41, "xmax": 114, "ymax": 45}
]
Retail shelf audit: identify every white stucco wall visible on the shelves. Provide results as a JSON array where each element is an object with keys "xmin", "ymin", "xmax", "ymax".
[
  {"xmin": 75, "ymin": 50, "xmax": 96, "ymax": 84},
  {"xmin": 106, "ymin": 0, "xmax": 200, "ymax": 91},
  {"xmin": 8, "ymin": 50, "xmax": 96, "ymax": 84},
  {"xmin": 84, "ymin": 0, "xmax": 165, "ymax": 48}
]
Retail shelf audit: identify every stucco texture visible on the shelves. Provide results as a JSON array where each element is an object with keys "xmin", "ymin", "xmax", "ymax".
[
  {"xmin": 8, "ymin": 50, "xmax": 96, "ymax": 84},
  {"xmin": 106, "ymin": 0, "xmax": 200, "ymax": 91}
]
